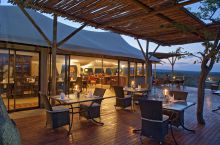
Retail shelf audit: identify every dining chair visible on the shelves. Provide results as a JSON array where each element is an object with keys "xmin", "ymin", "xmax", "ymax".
[
  {"xmin": 79, "ymin": 88, "xmax": 106, "ymax": 121},
  {"xmin": 74, "ymin": 77, "xmax": 82, "ymax": 92},
  {"xmin": 164, "ymin": 90, "xmax": 188, "ymax": 127},
  {"xmin": 40, "ymin": 92, "xmax": 71, "ymax": 134},
  {"xmin": 211, "ymin": 80, "xmax": 220, "ymax": 91},
  {"xmin": 139, "ymin": 98, "xmax": 169, "ymax": 144},
  {"xmin": 113, "ymin": 86, "xmax": 132, "ymax": 109}
]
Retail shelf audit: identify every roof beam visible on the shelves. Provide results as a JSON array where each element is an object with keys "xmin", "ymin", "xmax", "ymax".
[
  {"xmin": 103, "ymin": 0, "xmax": 201, "ymax": 27},
  {"xmin": 131, "ymin": 0, "xmax": 204, "ymax": 40},
  {"xmin": 149, "ymin": 44, "xmax": 160, "ymax": 60},
  {"xmin": 57, "ymin": 23, "xmax": 87, "ymax": 47},
  {"xmin": 14, "ymin": 0, "xmax": 51, "ymax": 46},
  {"xmin": 136, "ymin": 39, "xmax": 148, "ymax": 62}
]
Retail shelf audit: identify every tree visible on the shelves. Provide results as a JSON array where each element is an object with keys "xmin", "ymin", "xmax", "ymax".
[
  {"xmin": 167, "ymin": 47, "xmax": 189, "ymax": 78},
  {"xmin": 187, "ymin": 0, "xmax": 220, "ymax": 124}
]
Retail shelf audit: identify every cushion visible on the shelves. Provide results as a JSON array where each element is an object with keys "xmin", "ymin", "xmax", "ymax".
[
  {"xmin": 0, "ymin": 97, "xmax": 10, "ymax": 120},
  {"xmin": 124, "ymin": 95, "xmax": 131, "ymax": 98},
  {"xmin": 51, "ymin": 106, "xmax": 69, "ymax": 112},
  {"xmin": 80, "ymin": 102, "xmax": 100, "ymax": 107},
  {"xmin": 0, "ymin": 117, "xmax": 21, "ymax": 145}
]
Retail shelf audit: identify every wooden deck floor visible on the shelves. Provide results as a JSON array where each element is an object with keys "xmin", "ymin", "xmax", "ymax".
[{"xmin": 13, "ymin": 87, "xmax": 220, "ymax": 145}]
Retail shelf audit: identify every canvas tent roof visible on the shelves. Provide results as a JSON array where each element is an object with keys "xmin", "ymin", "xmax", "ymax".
[
  {"xmin": 0, "ymin": 6, "xmax": 159, "ymax": 62},
  {"xmin": 12, "ymin": 0, "xmax": 219, "ymax": 45}
]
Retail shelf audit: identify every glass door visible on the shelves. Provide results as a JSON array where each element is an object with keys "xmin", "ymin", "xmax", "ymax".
[
  {"xmin": 13, "ymin": 51, "xmax": 39, "ymax": 110},
  {"xmin": 0, "ymin": 49, "xmax": 15, "ymax": 111}
]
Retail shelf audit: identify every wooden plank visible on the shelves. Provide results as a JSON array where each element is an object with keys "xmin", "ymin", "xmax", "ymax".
[
  {"xmin": 15, "ymin": 0, "xmax": 51, "ymax": 46},
  {"xmin": 57, "ymin": 23, "xmax": 87, "ymax": 47},
  {"xmin": 13, "ymin": 87, "xmax": 220, "ymax": 145},
  {"xmin": 51, "ymin": 15, "xmax": 57, "ymax": 96}
]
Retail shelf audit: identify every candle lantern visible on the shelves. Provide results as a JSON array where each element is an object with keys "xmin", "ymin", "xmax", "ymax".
[{"xmin": 163, "ymin": 89, "xmax": 170, "ymax": 102}]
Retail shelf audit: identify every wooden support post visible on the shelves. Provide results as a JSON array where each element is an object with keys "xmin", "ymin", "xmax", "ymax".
[
  {"xmin": 40, "ymin": 48, "xmax": 49, "ymax": 107},
  {"xmin": 142, "ymin": 63, "xmax": 144, "ymax": 76},
  {"xmin": 51, "ymin": 15, "xmax": 57, "ymax": 96},
  {"xmin": 145, "ymin": 40, "xmax": 152, "ymax": 90},
  {"xmin": 118, "ymin": 60, "xmax": 120, "ymax": 86},
  {"xmin": 128, "ymin": 60, "xmax": 130, "ymax": 86},
  {"xmin": 154, "ymin": 63, "xmax": 157, "ymax": 79}
]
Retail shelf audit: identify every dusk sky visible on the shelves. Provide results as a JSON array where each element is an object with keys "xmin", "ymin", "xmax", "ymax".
[{"xmin": 1, "ymin": 0, "xmax": 220, "ymax": 72}]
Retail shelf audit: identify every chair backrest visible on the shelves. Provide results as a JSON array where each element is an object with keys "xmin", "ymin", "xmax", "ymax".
[
  {"xmin": 139, "ymin": 98, "xmax": 162, "ymax": 121},
  {"xmin": 75, "ymin": 77, "xmax": 82, "ymax": 90},
  {"xmin": 217, "ymin": 80, "xmax": 220, "ymax": 87},
  {"xmin": 40, "ymin": 93, "xmax": 53, "ymax": 111},
  {"xmin": 113, "ymin": 86, "xmax": 125, "ymax": 98},
  {"xmin": 93, "ymin": 88, "xmax": 106, "ymax": 104},
  {"xmin": 169, "ymin": 90, "xmax": 188, "ymax": 101}
]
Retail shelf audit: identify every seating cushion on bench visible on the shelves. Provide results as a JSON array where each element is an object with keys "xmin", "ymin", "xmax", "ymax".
[
  {"xmin": 0, "ymin": 117, "xmax": 21, "ymax": 145},
  {"xmin": 0, "ymin": 96, "xmax": 21, "ymax": 145}
]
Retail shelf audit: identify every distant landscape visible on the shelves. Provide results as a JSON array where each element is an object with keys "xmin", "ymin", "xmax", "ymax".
[{"xmin": 155, "ymin": 69, "xmax": 220, "ymax": 88}]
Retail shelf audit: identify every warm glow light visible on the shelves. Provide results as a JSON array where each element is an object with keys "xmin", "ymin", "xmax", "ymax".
[
  {"xmin": 173, "ymin": 76, "xmax": 176, "ymax": 79},
  {"xmin": 131, "ymin": 81, "xmax": 135, "ymax": 86},
  {"xmin": 208, "ymin": 77, "xmax": 211, "ymax": 81},
  {"xmin": 163, "ymin": 89, "xmax": 168, "ymax": 96},
  {"xmin": 75, "ymin": 85, "xmax": 79, "ymax": 91},
  {"xmin": 70, "ymin": 59, "xmax": 79, "ymax": 64}
]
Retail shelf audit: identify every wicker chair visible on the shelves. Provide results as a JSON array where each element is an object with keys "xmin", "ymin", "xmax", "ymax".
[
  {"xmin": 40, "ymin": 93, "xmax": 71, "ymax": 133},
  {"xmin": 79, "ymin": 88, "xmax": 106, "ymax": 120},
  {"xmin": 211, "ymin": 80, "xmax": 220, "ymax": 91},
  {"xmin": 114, "ymin": 86, "xmax": 132, "ymax": 109},
  {"xmin": 139, "ymin": 98, "xmax": 169, "ymax": 144},
  {"xmin": 163, "ymin": 90, "xmax": 188, "ymax": 127}
]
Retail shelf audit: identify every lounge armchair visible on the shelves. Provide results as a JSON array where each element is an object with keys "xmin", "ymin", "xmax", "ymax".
[
  {"xmin": 139, "ymin": 98, "xmax": 169, "ymax": 144},
  {"xmin": 114, "ymin": 86, "xmax": 132, "ymax": 109},
  {"xmin": 79, "ymin": 88, "xmax": 106, "ymax": 121},
  {"xmin": 163, "ymin": 90, "xmax": 188, "ymax": 127},
  {"xmin": 40, "ymin": 93, "xmax": 71, "ymax": 134},
  {"xmin": 0, "ymin": 96, "xmax": 21, "ymax": 145}
]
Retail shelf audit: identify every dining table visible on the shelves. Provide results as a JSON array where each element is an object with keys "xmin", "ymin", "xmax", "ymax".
[
  {"xmin": 123, "ymin": 87, "xmax": 149, "ymax": 111},
  {"xmin": 133, "ymin": 97, "xmax": 196, "ymax": 133},
  {"xmin": 212, "ymin": 90, "xmax": 220, "ymax": 112},
  {"xmin": 50, "ymin": 93, "xmax": 115, "ymax": 130}
]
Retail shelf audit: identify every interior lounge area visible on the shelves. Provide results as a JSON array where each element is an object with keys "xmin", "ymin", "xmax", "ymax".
[{"xmin": 0, "ymin": 47, "xmax": 154, "ymax": 112}]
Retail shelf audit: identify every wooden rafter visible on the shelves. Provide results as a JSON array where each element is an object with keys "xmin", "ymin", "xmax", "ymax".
[
  {"xmin": 12, "ymin": 0, "xmax": 218, "ymax": 45},
  {"xmin": 136, "ymin": 39, "xmax": 148, "ymax": 62},
  {"xmin": 15, "ymin": 0, "xmax": 51, "ymax": 46},
  {"xmin": 149, "ymin": 44, "xmax": 160, "ymax": 60},
  {"xmin": 57, "ymin": 23, "xmax": 87, "ymax": 47},
  {"xmin": 103, "ymin": 0, "xmax": 201, "ymax": 27},
  {"xmin": 131, "ymin": 0, "xmax": 204, "ymax": 40}
]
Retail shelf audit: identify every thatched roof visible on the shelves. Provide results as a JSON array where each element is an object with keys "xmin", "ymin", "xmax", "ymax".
[{"xmin": 11, "ymin": 0, "xmax": 219, "ymax": 45}]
